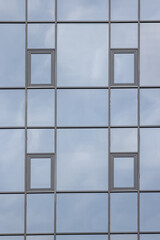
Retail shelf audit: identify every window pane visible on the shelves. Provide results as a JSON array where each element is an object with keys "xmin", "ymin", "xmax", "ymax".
[
  {"xmin": 0, "ymin": 130, "xmax": 24, "ymax": 191},
  {"xmin": 111, "ymin": 24, "xmax": 138, "ymax": 48},
  {"xmin": 0, "ymin": 90, "xmax": 25, "ymax": 126},
  {"xmin": 0, "ymin": 24, "xmax": 25, "ymax": 87},
  {"xmin": 27, "ymin": 194, "xmax": 54, "ymax": 233},
  {"xmin": 58, "ymin": 0, "xmax": 108, "ymax": 20},
  {"xmin": 28, "ymin": 89, "xmax": 55, "ymax": 126},
  {"xmin": 31, "ymin": 54, "xmax": 52, "ymax": 85},
  {"xmin": 27, "ymin": 237, "xmax": 53, "ymax": 240},
  {"xmin": 111, "ymin": 128, "xmax": 138, "ymax": 152},
  {"xmin": 57, "ymin": 129, "xmax": 108, "ymax": 190},
  {"xmin": 57, "ymin": 24, "xmax": 108, "ymax": 86},
  {"xmin": 111, "ymin": 235, "xmax": 137, "ymax": 240},
  {"xmin": 111, "ymin": 89, "xmax": 137, "ymax": 126},
  {"xmin": 140, "ymin": 89, "xmax": 160, "ymax": 125},
  {"xmin": 0, "ymin": 194, "xmax": 24, "ymax": 233},
  {"xmin": 140, "ymin": 193, "xmax": 160, "ymax": 231},
  {"xmin": 0, "ymin": 237, "xmax": 24, "ymax": 240},
  {"xmin": 56, "ymin": 236, "xmax": 108, "ymax": 240},
  {"xmin": 111, "ymin": 193, "xmax": 137, "ymax": 232},
  {"xmin": 111, "ymin": 0, "xmax": 138, "ymax": 20},
  {"xmin": 31, "ymin": 158, "xmax": 51, "ymax": 189},
  {"xmin": 27, "ymin": 129, "xmax": 55, "ymax": 153},
  {"xmin": 140, "ymin": 129, "xmax": 160, "ymax": 190},
  {"xmin": 140, "ymin": 24, "xmax": 160, "ymax": 86},
  {"xmin": 57, "ymin": 193, "xmax": 108, "ymax": 232},
  {"xmin": 57, "ymin": 89, "xmax": 108, "ymax": 126},
  {"xmin": 141, "ymin": 0, "xmax": 160, "ymax": 20},
  {"xmin": 114, "ymin": 54, "xmax": 135, "ymax": 84},
  {"xmin": 28, "ymin": 0, "xmax": 55, "ymax": 21},
  {"xmin": 114, "ymin": 157, "xmax": 134, "ymax": 188},
  {"xmin": 0, "ymin": 0, "xmax": 25, "ymax": 20},
  {"xmin": 140, "ymin": 235, "xmax": 160, "ymax": 240},
  {"xmin": 28, "ymin": 24, "xmax": 55, "ymax": 48}
]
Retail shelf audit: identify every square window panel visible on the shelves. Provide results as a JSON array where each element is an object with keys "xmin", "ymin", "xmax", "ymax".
[
  {"xmin": 0, "ymin": 24, "xmax": 25, "ymax": 87},
  {"xmin": 140, "ymin": 235, "xmax": 160, "ymax": 240},
  {"xmin": 0, "ymin": 194, "xmax": 24, "ymax": 233},
  {"xmin": 27, "ymin": 129, "xmax": 55, "ymax": 153},
  {"xmin": 28, "ymin": 0, "xmax": 55, "ymax": 21},
  {"xmin": 0, "ymin": 90, "xmax": 25, "ymax": 126},
  {"xmin": 0, "ymin": 129, "xmax": 25, "ymax": 191},
  {"xmin": 111, "ymin": 193, "xmax": 137, "ymax": 232},
  {"xmin": 111, "ymin": 128, "xmax": 138, "ymax": 152},
  {"xmin": 140, "ymin": 129, "xmax": 160, "ymax": 190},
  {"xmin": 111, "ymin": 0, "xmax": 138, "ymax": 20},
  {"xmin": 27, "ymin": 194, "xmax": 54, "ymax": 233},
  {"xmin": 0, "ymin": 237, "xmax": 24, "ymax": 240},
  {"xmin": 56, "ymin": 236, "xmax": 108, "ymax": 240},
  {"xmin": 141, "ymin": 0, "xmax": 160, "ymax": 20},
  {"xmin": 27, "ymin": 237, "xmax": 53, "ymax": 240},
  {"xmin": 111, "ymin": 24, "xmax": 138, "ymax": 48},
  {"xmin": 0, "ymin": 0, "xmax": 25, "ymax": 21},
  {"xmin": 28, "ymin": 24, "xmax": 55, "ymax": 49},
  {"xmin": 140, "ymin": 89, "xmax": 160, "ymax": 125},
  {"xmin": 57, "ymin": 89, "xmax": 108, "ymax": 126},
  {"xmin": 111, "ymin": 89, "xmax": 137, "ymax": 126},
  {"xmin": 140, "ymin": 193, "xmax": 160, "ymax": 231},
  {"xmin": 111, "ymin": 235, "xmax": 137, "ymax": 240},
  {"xmin": 27, "ymin": 89, "xmax": 55, "ymax": 127},
  {"xmin": 140, "ymin": 24, "xmax": 160, "ymax": 86},
  {"xmin": 57, "ymin": 24, "xmax": 108, "ymax": 87},
  {"xmin": 57, "ymin": 0, "xmax": 108, "ymax": 20},
  {"xmin": 57, "ymin": 193, "xmax": 108, "ymax": 233},
  {"xmin": 57, "ymin": 129, "xmax": 108, "ymax": 190}
]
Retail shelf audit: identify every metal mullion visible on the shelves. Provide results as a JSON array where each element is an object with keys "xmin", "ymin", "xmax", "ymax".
[
  {"xmin": 54, "ymin": 0, "xmax": 58, "ymax": 239},
  {"xmin": 137, "ymin": 0, "xmax": 141, "ymax": 239},
  {"xmin": 24, "ymin": 0, "xmax": 28, "ymax": 239}
]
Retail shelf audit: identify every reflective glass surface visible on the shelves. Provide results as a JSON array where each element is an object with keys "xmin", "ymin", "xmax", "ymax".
[
  {"xmin": 0, "ymin": 194, "xmax": 24, "ymax": 233},
  {"xmin": 0, "ymin": 24, "xmax": 25, "ymax": 87},
  {"xmin": 28, "ymin": 89, "xmax": 55, "ymax": 126},
  {"xmin": 56, "ymin": 236, "xmax": 108, "ymax": 240},
  {"xmin": 114, "ymin": 53, "xmax": 135, "ymax": 84},
  {"xmin": 114, "ymin": 157, "xmax": 134, "ymax": 188},
  {"xmin": 28, "ymin": 0, "xmax": 55, "ymax": 21},
  {"xmin": 141, "ymin": 0, "xmax": 160, "ymax": 20},
  {"xmin": 111, "ymin": 0, "xmax": 138, "ymax": 20},
  {"xmin": 31, "ymin": 54, "xmax": 51, "ymax": 85},
  {"xmin": 111, "ymin": 128, "xmax": 138, "ymax": 152},
  {"xmin": 111, "ymin": 24, "xmax": 138, "ymax": 48},
  {"xmin": 27, "ymin": 194, "xmax": 54, "ymax": 233},
  {"xmin": 111, "ymin": 89, "xmax": 137, "ymax": 126},
  {"xmin": 140, "ymin": 129, "xmax": 160, "ymax": 190},
  {"xmin": 57, "ymin": 129, "xmax": 108, "ymax": 190},
  {"xmin": 0, "ymin": 130, "xmax": 24, "ymax": 191},
  {"xmin": 140, "ymin": 235, "xmax": 160, "ymax": 240},
  {"xmin": 31, "ymin": 158, "xmax": 51, "ymax": 189},
  {"xmin": 57, "ymin": 24, "xmax": 108, "ymax": 86},
  {"xmin": 27, "ymin": 237, "xmax": 53, "ymax": 240},
  {"xmin": 57, "ymin": 0, "xmax": 108, "ymax": 20},
  {"xmin": 57, "ymin": 193, "xmax": 108, "ymax": 232},
  {"xmin": 57, "ymin": 89, "xmax": 108, "ymax": 126},
  {"xmin": 111, "ymin": 235, "xmax": 137, "ymax": 240},
  {"xmin": 27, "ymin": 129, "xmax": 55, "ymax": 153},
  {"xmin": 140, "ymin": 24, "xmax": 160, "ymax": 86},
  {"xmin": 28, "ymin": 24, "xmax": 55, "ymax": 49},
  {"xmin": 111, "ymin": 193, "xmax": 137, "ymax": 232},
  {"xmin": 0, "ymin": 0, "xmax": 25, "ymax": 20},
  {"xmin": 140, "ymin": 193, "xmax": 160, "ymax": 231}
]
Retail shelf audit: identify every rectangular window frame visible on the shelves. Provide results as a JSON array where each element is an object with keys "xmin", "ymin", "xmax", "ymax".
[
  {"xmin": 110, "ymin": 48, "xmax": 138, "ymax": 86},
  {"xmin": 27, "ymin": 49, "xmax": 55, "ymax": 87},
  {"xmin": 27, "ymin": 154, "xmax": 55, "ymax": 192},
  {"xmin": 110, "ymin": 153, "xmax": 138, "ymax": 191}
]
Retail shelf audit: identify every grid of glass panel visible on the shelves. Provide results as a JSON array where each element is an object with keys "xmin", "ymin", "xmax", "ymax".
[{"xmin": 0, "ymin": 0, "xmax": 160, "ymax": 240}]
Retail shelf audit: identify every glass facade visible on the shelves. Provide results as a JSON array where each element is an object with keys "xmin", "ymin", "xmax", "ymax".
[{"xmin": 0, "ymin": 0, "xmax": 159, "ymax": 240}]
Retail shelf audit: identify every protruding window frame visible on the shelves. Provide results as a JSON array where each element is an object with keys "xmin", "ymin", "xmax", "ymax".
[
  {"xmin": 110, "ymin": 153, "xmax": 138, "ymax": 191},
  {"xmin": 27, "ymin": 154, "xmax": 55, "ymax": 192},
  {"xmin": 110, "ymin": 48, "xmax": 138, "ymax": 86},
  {"xmin": 27, "ymin": 49, "xmax": 55, "ymax": 87}
]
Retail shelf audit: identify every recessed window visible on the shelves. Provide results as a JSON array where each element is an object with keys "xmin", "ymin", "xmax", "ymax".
[
  {"xmin": 27, "ymin": 154, "xmax": 55, "ymax": 191},
  {"xmin": 110, "ymin": 49, "xmax": 138, "ymax": 85},
  {"xmin": 110, "ymin": 153, "xmax": 138, "ymax": 190},
  {"xmin": 27, "ymin": 50, "xmax": 55, "ymax": 86}
]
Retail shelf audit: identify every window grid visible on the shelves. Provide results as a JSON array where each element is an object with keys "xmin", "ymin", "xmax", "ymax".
[{"xmin": 0, "ymin": 0, "xmax": 159, "ymax": 239}]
